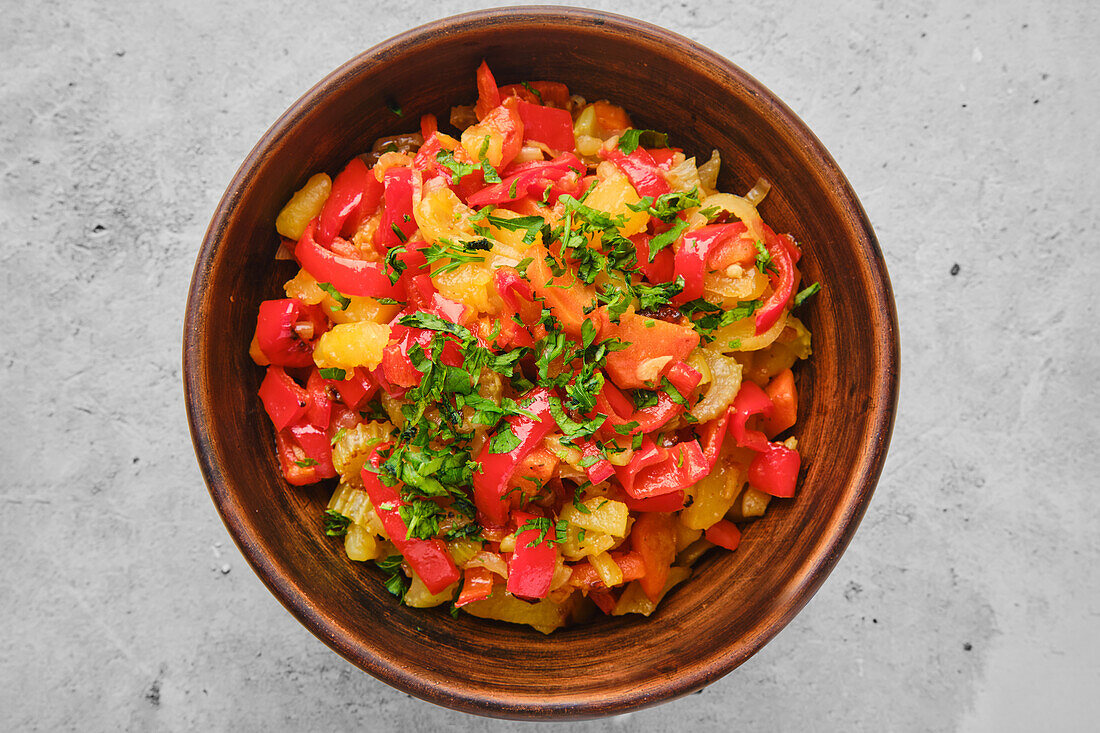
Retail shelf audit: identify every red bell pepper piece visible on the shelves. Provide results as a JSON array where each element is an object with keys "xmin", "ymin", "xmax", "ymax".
[
  {"xmin": 670, "ymin": 223, "xmax": 747, "ymax": 306},
  {"xmin": 619, "ymin": 439, "xmax": 708, "ymax": 500},
  {"xmin": 600, "ymin": 146, "xmax": 670, "ymax": 198},
  {"xmin": 258, "ymin": 366, "xmax": 308, "ymax": 431},
  {"xmin": 327, "ymin": 367, "xmax": 377, "ymax": 410},
  {"xmin": 621, "ymin": 489, "xmax": 685, "ymax": 513},
  {"xmin": 380, "ymin": 324, "xmax": 464, "ymax": 391},
  {"xmin": 254, "ymin": 298, "xmax": 328, "ymax": 367},
  {"xmin": 474, "ymin": 60, "xmax": 501, "ymax": 121},
  {"xmin": 698, "ymin": 408, "xmax": 732, "ymax": 467},
  {"xmin": 303, "ymin": 368, "xmax": 332, "ymax": 429},
  {"xmin": 360, "ymin": 452, "xmax": 460, "ymax": 595},
  {"xmin": 472, "ymin": 388, "xmax": 557, "ymax": 528},
  {"xmin": 488, "ymin": 311, "xmax": 535, "ymax": 350},
  {"xmin": 579, "ymin": 440, "xmax": 615, "ymax": 484},
  {"xmin": 705, "ymin": 519, "xmax": 742, "ymax": 551},
  {"xmin": 507, "ymin": 510, "xmax": 558, "ymax": 600},
  {"xmin": 286, "ymin": 422, "xmax": 336, "ymax": 480},
  {"xmin": 466, "ymin": 154, "xmax": 584, "ymax": 206},
  {"xmin": 630, "ymin": 232, "xmax": 676, "ymax": 284},
  {"xmin": 770, "ymin": 226, "xmax": 801, "ymax": 264},
  {"xmin": 419, "ymin": 113, "xmax": 438, "ymax": 141},
  {"xmin": 515, "ymin": 100, "xmax": 575, "ymax": 151},
  {"xmin": 704, "ymin": 222, "xmax": 751, "ymax": 269},
  {"xmin": 632, "ymin": 393, "xmax": 683, "ymax": 434},
  {"xmin": 295, "ymin": 221, "xmax": 401, "ymax": 299},
  {"xmin": 316, "ymin": 158, "xmax": 382, "ymax": 245},
  {"xmin": 665, "ymin": 360, "xmax": 702, "ymax": 396},
  {"xmin": 631, "ymin": 512, "xmax": 677, "ymax": 603},
  {"xmin": 595, "ymin": 384, "xmax": 683, "ymax": 437},
  {"xmin": 568, "ymin": 550, "xmax": 646, "ymax": 590},
  {"xmin": 401, "ymin": 271, "xmax": 472, "ymax": 326},
  {"xmin": 760, "ymin": 368, "xmax": 797, "ymax": 438},
  {"xmin": 376, "ymin": 167, "xmax": 418, "ymax": 249},
  {"xmin": 613, "ymin": 436, "xmax": 666, "ymax": 497},
  {"xmin": 748, "ymin": 442, "xmax": 801, "ymax": 498},
  {"xmin": 499, "ymin": 81, "xmax": 571, "ymax": 109},
  {"xmin": 379, "ymin": 334, "xmax": 421, "ymax": 391},
  {"xmin": 598, "ymin": 380, "xmax": 634, "ymax": 420},
  {"xmin": 754, "ymin": 228, "xmax": 796, "ymax": 335},
  {"xmin": 411, "ymin": 133, "xmax": 445, "ymax": 179},
  {"xmin": 493, "ymin": 266, "xmax": 533, "ymax": 311},
  {"xmin": 274, "ymin": 428, "xmax": 323, "ymax": 486},
  {"xmin": 455, "ymin": 566, "xmax": 495, "ymax": 608},
  {"xmin": 647, "ymin": 148, "xmax": 681, "ymax": 169},
  {"xmin": 730, "ymin": 381, "xmax": 774, "ymax": 452}
]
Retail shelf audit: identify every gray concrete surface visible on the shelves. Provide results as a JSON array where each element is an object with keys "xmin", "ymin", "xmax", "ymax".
[{"xmin": 2, "ymin": 0, "xmax": 1097, "ymax": 730}]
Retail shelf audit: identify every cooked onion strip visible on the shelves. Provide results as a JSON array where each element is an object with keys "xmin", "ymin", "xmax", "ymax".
[
  {"xmin": 700, "ymin": 192, "xmax": 764, "ymax": 241},
  {"xmin": 689, "ymin": 350, "xmax": 743, "ymax": 422},
  {"xmin": 744, "ymin": 177, "xmax": 771, "ymax": 206},
  {"xmin": 708, "ymin": 308, "xmax": 789, "ymax": 353}
]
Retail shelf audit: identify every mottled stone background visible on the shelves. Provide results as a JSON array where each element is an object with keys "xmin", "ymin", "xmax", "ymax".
[{"xmin": 2, "ymin": 1, "xmax": 1097, "ymax": 730}]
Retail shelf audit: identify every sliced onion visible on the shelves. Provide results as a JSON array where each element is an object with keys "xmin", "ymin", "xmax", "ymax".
[
  {"xmin": 708, "ymin": 308, "xmax": 789, "ymax": 353},
  {"xmin": 744, "ymin": 177, "xmax": 771, "ymax": 207},
  {"xmin": 465, "ymin": 550, "xmax": 509, "ymax": 579},
  {"xmin": 700, "ymin": 192, "xmax": 764, "ymax": 242},
  {"xmin": 697, "ymin": 149, "xmax": 721, "ymax": 195},
  {"xmin": 664, "ymin": 155, "xmax": 701, "ymax": 193},
  {"xmin": 689, "ymin": 350, "xmax": 743, "ymax": 423}
]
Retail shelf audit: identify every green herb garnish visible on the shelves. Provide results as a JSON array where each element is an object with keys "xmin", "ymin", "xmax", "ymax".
[{"xmin": 323, "ymin": 509, "xmax": 351, "ymax": 536}]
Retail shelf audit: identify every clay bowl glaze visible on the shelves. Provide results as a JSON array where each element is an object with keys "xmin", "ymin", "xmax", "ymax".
[{"xmin": 184, "ymin": 7, "xmax": 899, "ymax": 720}]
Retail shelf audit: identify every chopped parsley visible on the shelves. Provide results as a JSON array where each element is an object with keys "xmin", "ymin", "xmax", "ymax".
[
  {"xmin": 679, "ymin": 298, "xmax": 763, "ymax": 342},
  {"xmin": 661, "ymin": 376, "xmax": 689, "ymax": 407},
  {"xmin": 375, "ymin": 555, "xmax": 409, "ymax": 598},
  {"xmin": 794, "ymin": 282, "xmax": 821, "ymax": 307},
  {"xmin": 646, "ymin": 218, "xmax": 691, "ymax": 260},
  {"xmin": 521, "ymin": 81, "xmax": 543, "ymax": 103},
  {"xmin": 477, "ymin": 136, "xmax": 502, "ymax": 183},
  {"xmin": 517, "ymin": 517, "xmax": 554, "ymax": 547},
  {"xmin": 443, "ymin": 521, "xmax": 483, "ymax": 542},
  {"xmin": 617, "ymin": 128, "xmax": 670, "ymax": 154},
  {"xmin": 317, "ymin": 282, "xmax": 350, "ymax": 310},
  {"xmin": 423, "ymin": 238, "xmax": 491, "ymax": 275},
  {"xmin": 330, "ymin": 427, "xmax": 348, "ymax": 447},
  {"xmin": 627, "ymin": 189, "xmax": 701, "ymax": 222},
  {"xmin": 384, "ymin": 244, "xmax": 407, "ymax": 285},
  {"xmin": 323, "ymin": 509, "xmax": 351, "ymax": 536},
  {"xmin": 488, "ymin": 424, "xmax": 522, "ymax": 454},
  {"xmin": 436, "ymin": 148, "xmax": 479, "ymax": 184},
  {"xmin": 629, "ymin": 389, "xmax": 660, "ymax": 411},
  {"xmin": 486, "ymin": 214, "xmax": 544, "ymax": 245},
  {"xmin": 754, "ymin": 240, "xmax": 777, "ymax": 275}
]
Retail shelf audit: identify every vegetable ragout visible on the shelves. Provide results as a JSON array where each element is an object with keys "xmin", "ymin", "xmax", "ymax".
[{"xmin": 250, "ymin": 62, "xmax": 820, "ymax": 632}]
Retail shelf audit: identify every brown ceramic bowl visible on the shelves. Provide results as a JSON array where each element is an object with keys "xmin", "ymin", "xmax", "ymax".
[{"xmin": 184, "ymin": 6, "xmax": 899, "ymax": 720}]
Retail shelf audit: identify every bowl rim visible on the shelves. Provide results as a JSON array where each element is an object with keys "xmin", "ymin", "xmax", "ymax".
[{"xmin": 184, "ymin": 5, "xmax": 900, "ymax": 719}]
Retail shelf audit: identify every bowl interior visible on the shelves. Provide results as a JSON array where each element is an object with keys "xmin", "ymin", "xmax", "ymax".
[{"xmin": 185, "ymin": 8, "xmax": 898, "ymax": 720}]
